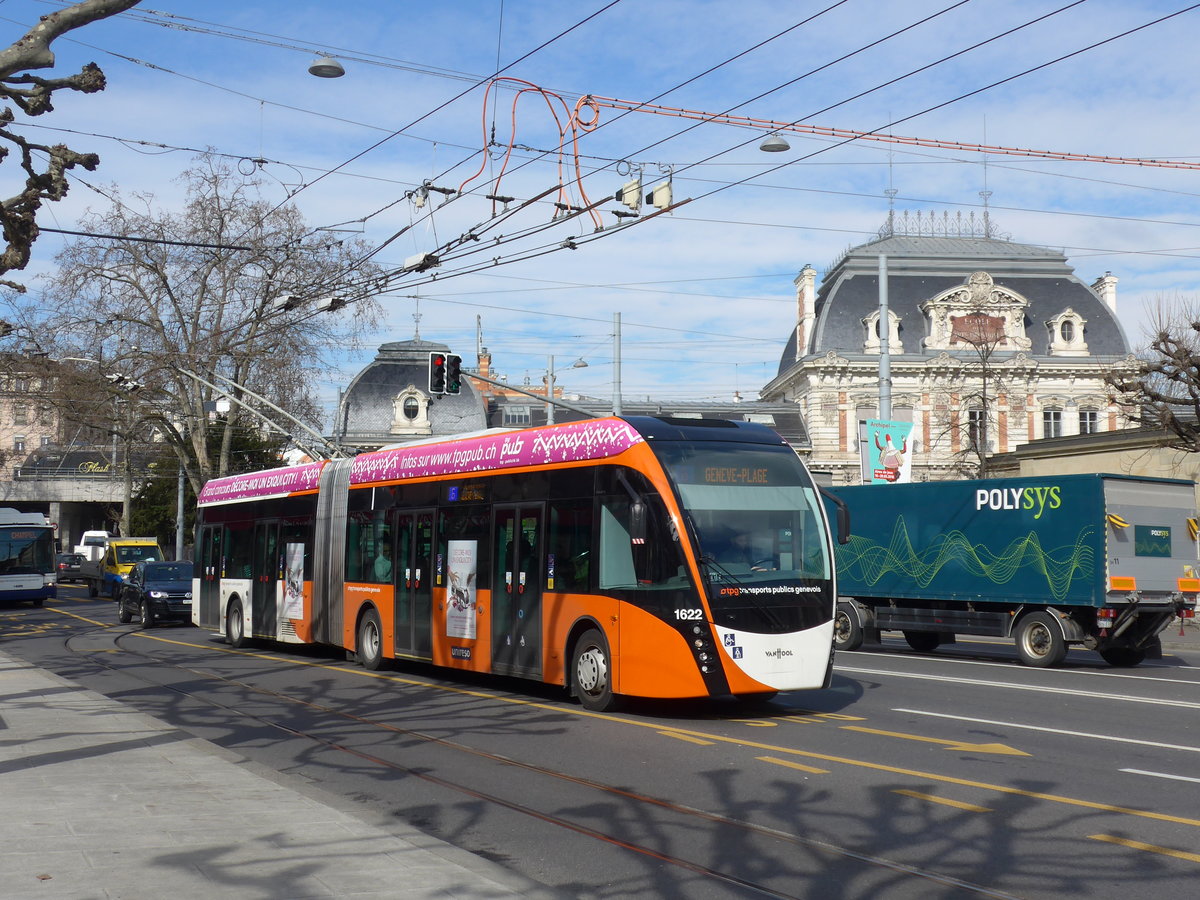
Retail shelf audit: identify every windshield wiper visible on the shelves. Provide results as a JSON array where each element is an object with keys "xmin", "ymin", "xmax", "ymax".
[{"xmin": 699, "ymin": 555, "xmax": 786, "ymax": 632}]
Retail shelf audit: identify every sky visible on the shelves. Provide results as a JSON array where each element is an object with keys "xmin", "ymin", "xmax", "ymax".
[{"xmin": 4, "ymin": 0, "xmax": 1200, "ymax": 426}]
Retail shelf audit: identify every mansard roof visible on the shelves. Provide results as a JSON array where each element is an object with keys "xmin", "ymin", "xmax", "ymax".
[
  {"xmin": 777, "ymin": 232, "xmax": 1131, "ymax": 377},
  {"xmin": 337, "ymin": 339, "xmax": 487, "ymax": 446}
]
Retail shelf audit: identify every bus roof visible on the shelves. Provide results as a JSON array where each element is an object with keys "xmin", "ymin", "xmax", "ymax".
[{"xmin": 197, "ymin": 417, "xmax": 647, "ymax": 506}]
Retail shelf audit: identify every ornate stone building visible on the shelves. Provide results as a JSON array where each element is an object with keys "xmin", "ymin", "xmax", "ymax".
[{"xmin": 761, "ymin": 214, "xmax": 1137, "ymax": 483}]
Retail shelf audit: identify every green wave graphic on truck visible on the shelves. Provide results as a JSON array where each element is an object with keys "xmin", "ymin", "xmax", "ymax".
[{"xmin": 833, "ymin": 517, "xmax": 1096, "ymax": 602}]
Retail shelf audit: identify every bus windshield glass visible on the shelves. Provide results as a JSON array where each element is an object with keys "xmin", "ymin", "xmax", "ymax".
[
  {"xmin": 0, "ymin": 527, "xmax": 55, "ymax": 576},
  {"xmin": 652, "ymin": 442, "xmax": 832, "ymax": 628}
]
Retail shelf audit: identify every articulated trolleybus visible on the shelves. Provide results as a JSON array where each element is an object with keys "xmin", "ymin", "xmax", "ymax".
[{"xmin": 194, "ymin": 416, "xmax": 838, "ymax": 710}]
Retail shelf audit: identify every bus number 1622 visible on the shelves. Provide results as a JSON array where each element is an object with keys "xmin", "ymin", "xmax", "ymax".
[{"xmin": 674, "ymin": 608, "xmax": 704, "ymax": 621}]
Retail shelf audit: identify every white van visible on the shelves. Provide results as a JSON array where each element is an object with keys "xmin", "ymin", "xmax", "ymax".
[{"xmin": 74, "ymin": 530, "xmax": 110, "ymax": 563}]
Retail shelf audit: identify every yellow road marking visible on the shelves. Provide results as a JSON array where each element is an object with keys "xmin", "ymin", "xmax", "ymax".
[
  {"xmin": 48, "ymin": 607, "xmax": 111, "ymax": 628},
  {"xmin": 135, "ymin": 632, "xmax": 1200, "ymax": 830},
  {"xmin": 758, "ymin": 756, "xmax": 829, "ymax": 775},
  {"xmin": 894, "ymin": 789, "xmax": 992, "ymax": 813},
  {"xmin": 1090, "ymin": 834, "xmax": 1200, "ymax": 863},
  {"xmin": 841, "ymin": 725, "xmax": 1030, "ymax": 757},
  {"xmin": 658, "ymin": 730, "xmax": 714, "ymax": 746}
]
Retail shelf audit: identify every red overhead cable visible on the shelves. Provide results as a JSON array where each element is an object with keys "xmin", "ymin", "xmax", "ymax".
[{"xmin": 579, "ymin": 95, "xmax": 1200, "ymax": 171}]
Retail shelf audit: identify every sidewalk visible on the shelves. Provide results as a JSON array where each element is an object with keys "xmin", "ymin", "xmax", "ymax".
[
  {"xmin": 1160, "ymin": 614, "xmax": 1200, "ymax": 653},
  {"xmin": 0, "ymin": 651, "xmax": 562, "ymax": 900}
]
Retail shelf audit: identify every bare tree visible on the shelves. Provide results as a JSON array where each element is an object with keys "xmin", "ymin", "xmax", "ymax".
[
  {"xmin": 0, "ymin": 0, "xmax": 142, "ymax": 289},
  {"xmin": 1107, "ymin": 296, "xmax": 1200, "ymax": 451},
  {"xmin": 16, "ymin": 154, "xmax": 381, "ymax": 492}
]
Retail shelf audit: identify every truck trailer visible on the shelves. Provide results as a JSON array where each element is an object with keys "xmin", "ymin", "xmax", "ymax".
[{"xmin": 825, "ymin": 473, "xmax": 1198, "ymax": 667}]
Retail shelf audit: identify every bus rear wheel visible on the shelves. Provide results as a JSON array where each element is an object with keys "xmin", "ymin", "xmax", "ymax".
[
  {"xmin": 572, "ymin": 628, "xmax": 618, "ymax": 712},
  {"xmin": 225, "ymin": 598, "xmax": 247, "ymax": 648},
  {"xmin": 357, "ymin": 608, "xmax": 385, "ymax": 671}
]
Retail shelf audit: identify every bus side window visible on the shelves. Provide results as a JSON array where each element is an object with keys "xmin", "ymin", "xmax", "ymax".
[{"xmin": 547, "ymin": 499, "xmax": 592, "ymax": 591}]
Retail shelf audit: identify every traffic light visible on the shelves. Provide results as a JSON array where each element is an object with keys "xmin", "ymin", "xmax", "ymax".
[
  {"xmin": 445, "ymin": 354, "xmax": 462, "ymax": 395},
  {"xmin": 428, "ymin": 352, "xmax": 446, "ymax": 394}
]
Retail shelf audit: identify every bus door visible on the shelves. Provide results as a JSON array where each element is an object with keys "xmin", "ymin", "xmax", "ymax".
[
  {"xmin": 198, "ymin": 525, "xmax": 222, "ymax": 629},
  {"xmin": 251, "ymin": 521, "xmax": 279, "ymax": 637},
  {"xmin": 493, "ymin": 504, "xmax": 544, "ymax": 676},
  {"xmin": 393, "ymin": 509, "xmax": 434, "ymax": 658}
]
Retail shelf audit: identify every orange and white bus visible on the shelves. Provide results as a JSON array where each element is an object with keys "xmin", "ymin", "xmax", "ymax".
[{"xmin": 194, "ymin": 416, "xmax": 841, "ymax": 710}]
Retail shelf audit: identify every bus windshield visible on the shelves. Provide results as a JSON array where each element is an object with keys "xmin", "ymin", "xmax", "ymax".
[
  {"xmin": 652, "ymin": 442, "xmax": 832, "ymax": 628},
  {"xmin": 0, "ymin": 527, "xmax": 55, "ymax": 576}
]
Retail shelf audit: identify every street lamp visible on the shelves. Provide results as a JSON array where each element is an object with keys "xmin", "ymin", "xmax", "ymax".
[
  {"xmin": 545, "ymin": 355, "xmax": 588, "ymax": 425},
  {"xmin": 759, "ymin": 132, "xmax": 790, "ymax": 152},
  {"xmin": 308, "ymin": 55, "xmax": 345, "ymax": 78}
]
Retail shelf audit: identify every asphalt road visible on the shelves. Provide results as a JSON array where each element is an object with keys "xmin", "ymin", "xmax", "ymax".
[{"xmin": 3, "ymin": 587, "xmax": 1198, "ymax": 899}]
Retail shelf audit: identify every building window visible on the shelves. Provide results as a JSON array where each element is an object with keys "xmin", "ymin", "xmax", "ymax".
[
  {"xmin": 402, "ymin": 397, "xmax": 419, "ymax": 421},
  {"xmin": 1060, "ymin": 320, "xmax": 1075, "ymax": 342},
  {"xmin": 40, "ymin": 435, "xmax": 53, "ymax": 448},
  {"xmin": 967, "ymin": 408, "xmax": 986, "ymax": 450},
  {"xmin": 13, "ymin": 435, "xmax": 26, "ymax": 453},
  {"xmin": 1079, "ymin": 408, "xmax": 1099, "ymax": 434},
  {"xmin": 12, "ymin": 403, "xmax": 28, "ymax": 425},
  {"xmin": 503, "ymin": 405, "xmax": 531, "ymax": 427},
  {"xmin": 1043, "ymin": 408, "xmax": 1063, "ymax": 438}
]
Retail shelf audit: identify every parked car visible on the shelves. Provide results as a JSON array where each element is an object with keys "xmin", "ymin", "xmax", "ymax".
[
  {"xmin": 117, "ymin": 560, "xmax": 194, "ymax": 627},
  {"xmin": 55, "ymin": 552, "xmax": 86, "ymax": 584}
]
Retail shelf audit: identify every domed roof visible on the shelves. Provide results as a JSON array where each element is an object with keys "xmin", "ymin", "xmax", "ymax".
[
  {"xmin": 336, "ymin": 339, "xmax": 487, "ymax": 448},
  {"xmin": 778, "ymin": 232, "xmax": 1130, "ymax": 377}
]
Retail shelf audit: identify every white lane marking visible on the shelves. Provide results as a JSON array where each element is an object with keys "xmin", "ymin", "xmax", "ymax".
[
  {"xmin": 893, "ymin": 708, "xmax": 1200, "ymax": 754},
  {"xmin": 841, "ymin": 649, "xmax": 1200, "ymax": 684},
  {"xmin": 838, "ymin": 666, "xmax": 1200, "ymax": 710},
  {"xmin": 1120, "ymin": 769, "xmax": 1200, "ymax": 785}
]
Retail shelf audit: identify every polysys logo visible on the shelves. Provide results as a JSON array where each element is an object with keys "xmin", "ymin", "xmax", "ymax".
[{"xmin": 974, "ymin": 485, "xmax": 1061, "ymax": 520}]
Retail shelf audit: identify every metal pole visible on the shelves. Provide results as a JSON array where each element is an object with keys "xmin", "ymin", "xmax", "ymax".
[
  {"xmin": 546, "ymin": 354, "xmax": 555, "ymax": 425},
  {"xmin": 878, "ymin": 254, "xmax": 892, "ymax": 420},
  {"xmin": 613, "ymin": 312, "xmax": 622, "ymax": 416},
  {"xmin": 175, "ymin": 464, "xmax": 185, "ymax": 560}
]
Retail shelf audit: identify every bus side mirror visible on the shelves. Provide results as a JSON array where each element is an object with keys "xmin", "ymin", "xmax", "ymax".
[{"xmin": 819, "ymin": 487, "xmax": 851, "ymax": 545}]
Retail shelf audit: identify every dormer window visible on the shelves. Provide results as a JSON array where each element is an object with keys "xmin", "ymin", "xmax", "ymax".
[
  {"xmin": 862, "ymin": 310, "xmax": 904, "ymax": 354},
  {"xmin": 1046, "ymin": 309, "xmax": 1088, "ymax": 356},
  {"xmin": 390, "ymin": 385, "xmax": 432, "ymax": 436}
]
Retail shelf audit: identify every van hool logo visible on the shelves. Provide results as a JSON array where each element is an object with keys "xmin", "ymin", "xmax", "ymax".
[
  {"xmin": 450, "ymin": 646, "xmax": 472, "ymax": 660},
  {"xmin": 764, "ymin": 648, "xmax": 794, "ymax": 659}
]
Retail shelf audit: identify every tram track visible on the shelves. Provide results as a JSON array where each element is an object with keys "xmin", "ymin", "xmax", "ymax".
[{"xmin": 49, "ymin": 619, "xmax": 1019, "ymax": 899}]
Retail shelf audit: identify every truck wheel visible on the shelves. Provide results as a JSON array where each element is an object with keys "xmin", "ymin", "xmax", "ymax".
[
  {"xmin": 1099, "ymin": 646, "xmax": 1145, "ymax": 667},
  {"xmin": 903, "ymin": 631, "xmax": 940, "ymax": 653},
  {"xmin": 834, "ymin": 606, "xmax": 864, "ymax": 651},
  {"xmin": 88, "ymin": 581, "xmax": 97, "ymax": 598},
  {"xmin": 225, "ymin": 598, "xmax": 247, "ymax": 648},
  {"xmin": 1016, "ymin": 611, "xmax": 1067, "ymax": 667}
]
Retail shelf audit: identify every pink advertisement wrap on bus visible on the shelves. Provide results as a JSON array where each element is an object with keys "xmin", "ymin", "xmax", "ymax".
[
  {"xmin": 350, "ymin": 418, "xmax": 644, "ymax": 485},
  {"xmin": 197, "ymin": 419, "xmax": 645, "ymax": 504},
  {"xmin": 198, "ymin": 462, "xmax": 325, "ymax": 505}
]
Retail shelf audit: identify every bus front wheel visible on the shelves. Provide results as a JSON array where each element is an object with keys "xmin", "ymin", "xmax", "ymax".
[
  {"xmin": 225, "ymin": 598, "xmax": 247, "ymax": 648},
  {"xmin": 357, "ymin": 608, "xmax": 384, "ymax": 671},
  {"xmin": 572, "ymin": 629, "xmax": 618, "ymax": 712}
]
